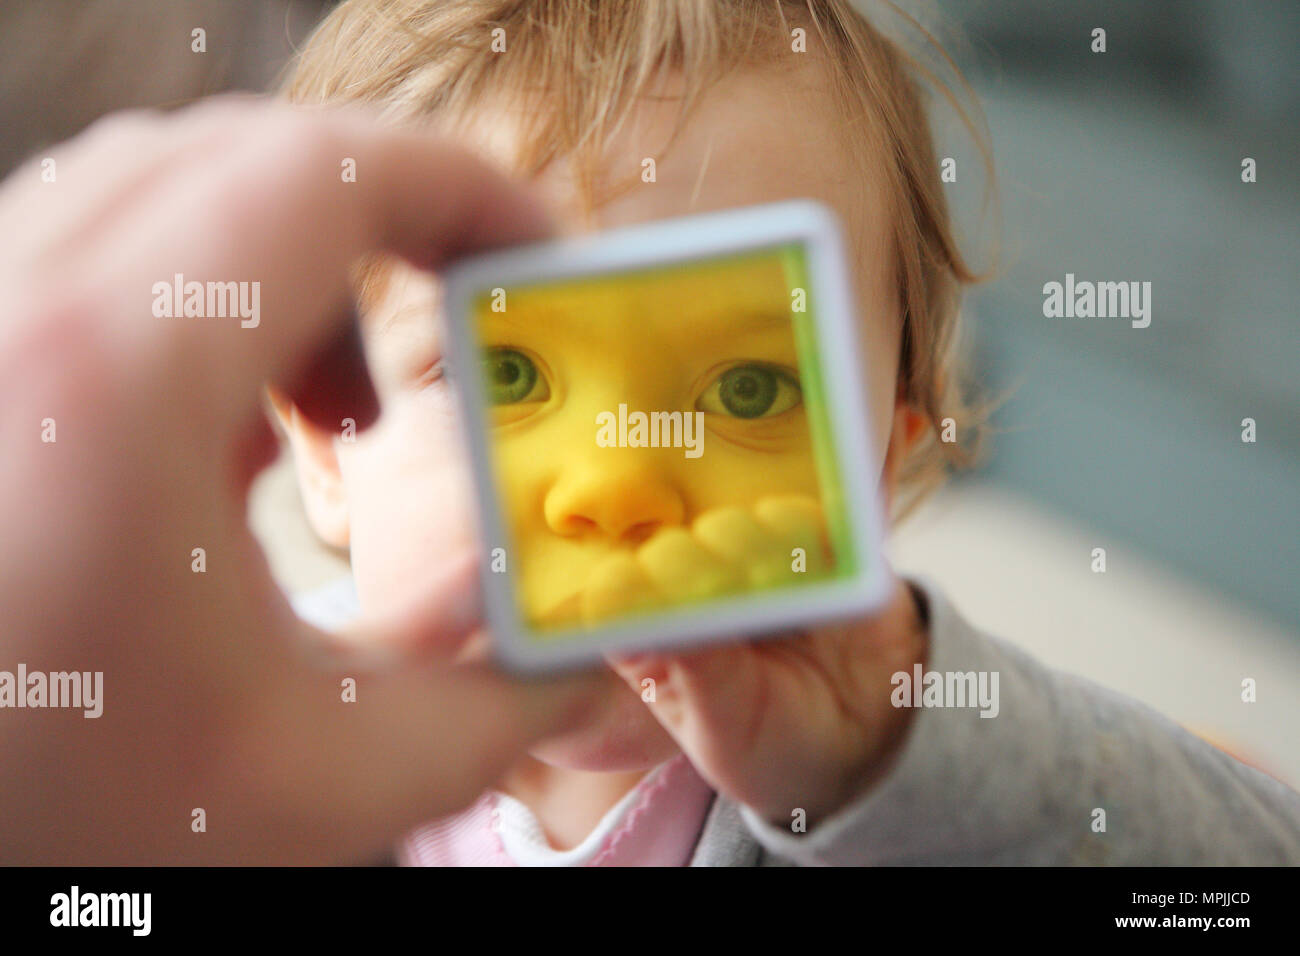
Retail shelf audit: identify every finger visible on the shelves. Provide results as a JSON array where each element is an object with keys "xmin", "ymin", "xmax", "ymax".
[
  {"xmin": 664, "ymin": 644, "xmax": 762, "ymax": 724},
  {"xmin": 115, "ymin": 104, "xmax": 554, "ymax": 374},
  {"xmin": 0, "ymin": 97, "xmax": 267, "ymax": 270},
  {"xmin": 604, "ymin": 649, "xmax": 670, "ymax": 692},
  {"xmin": 63, "ymin": 101, "xmax": 556, "ymax": 433},
  {"xmin": 692, "ymin": 506, "xmax": 795, "ymax": 588},
  {"xmin": 634, "ymin": 527, "xmax": 746, "ymax": 602},
  {"xmin": 754, "ymin": 496, "xmax": 830, "ymax": 571},
  {"xmin": 606, "ymin": 640, "xmax": 764, "ymax": 747}
]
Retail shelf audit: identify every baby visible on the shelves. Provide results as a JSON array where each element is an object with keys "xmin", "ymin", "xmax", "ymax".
[{"xmin": 277, "ymin": 0, "xmax": 1300, "ymax": 864}]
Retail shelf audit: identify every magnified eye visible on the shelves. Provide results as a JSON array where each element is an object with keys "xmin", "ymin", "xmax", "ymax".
[
  {"xmin": 698, "ymin": 363, "xmax": 802, "ymax": 419},
  {"xmin": 482, "ymin": 347, "xmax": 549, "ymax": 404}
]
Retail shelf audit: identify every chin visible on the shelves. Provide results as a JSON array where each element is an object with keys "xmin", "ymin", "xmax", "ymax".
[{"xmin": 528, "ymin": 667, "xmax": 681, "ymax": 772}]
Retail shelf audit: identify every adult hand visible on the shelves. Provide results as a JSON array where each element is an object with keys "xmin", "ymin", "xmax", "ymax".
[{"xmin": 0, "ymin": 96, "xmax": 597, "ymax": 864}]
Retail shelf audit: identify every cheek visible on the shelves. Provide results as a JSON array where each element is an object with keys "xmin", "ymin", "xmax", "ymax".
[
  {"xmin": 339, "ymin": 389, "xmax": 479, "ymax": 614},
  {"xmin": 687, "ymin": 428, "xmax": 821, "ymax": 508},
  {"xmin": 493, "ymin": 419, "xmax": 557, "ymax": 528}
]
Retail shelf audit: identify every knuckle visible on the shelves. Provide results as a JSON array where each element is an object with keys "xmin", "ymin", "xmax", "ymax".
[
  {"xmin": 270, "ymin": 113, "xmax": 348, "ymax": 183},
  {"xmin": 74, "ymin": 108, "xmax": 165, "ymax": 153},
  {"xmin": 215, "ymin": 111, "xmax": 352, "ymax": 231},
  {"xmin": 82, "ymin": 107, "xmax": 156, "ymax": 137},
  {"xmin": 697, "ymin": 507, "xmax": 756, "ymax": 538},
  {"xmin": 3, "ymin": 284, "xmax": 116, "ymax": 396}
]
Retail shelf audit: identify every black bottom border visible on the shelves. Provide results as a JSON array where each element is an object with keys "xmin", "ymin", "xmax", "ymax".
[{"xmin": 1, "ymin": 865, "xmax": 1288, "ymax": 942}]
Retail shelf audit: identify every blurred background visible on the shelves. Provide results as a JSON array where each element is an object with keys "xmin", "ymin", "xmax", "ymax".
[{"xmin": 2, "ymin": 1, "xmax": 1296, "ymax": 783}]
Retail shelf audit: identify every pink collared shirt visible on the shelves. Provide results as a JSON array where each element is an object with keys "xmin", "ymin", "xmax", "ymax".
[{"xmin": 398, "ymin": 754, "xmax": 715, "ymax": 867}]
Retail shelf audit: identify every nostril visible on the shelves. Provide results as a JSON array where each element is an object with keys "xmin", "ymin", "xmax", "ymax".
[
  {"xmin": 624, "ymin": 521, "xmax": 660, "ymax": 545},
  {"xmin": 562, "ymin": 515, "xmax": 597, "ymax": 536}
]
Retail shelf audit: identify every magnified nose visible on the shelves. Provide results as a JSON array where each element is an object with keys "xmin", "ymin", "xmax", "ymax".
[{"xmin": 544, "ymin": 458, "xmax": 685, "ymax": 544}]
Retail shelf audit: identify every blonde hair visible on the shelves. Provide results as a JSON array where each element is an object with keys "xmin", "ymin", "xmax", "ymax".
[{"xmin": 283, "ymin": 0, "xmax": 994, "ymax": 518}]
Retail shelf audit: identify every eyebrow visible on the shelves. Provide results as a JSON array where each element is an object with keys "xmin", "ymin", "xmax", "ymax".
[{"xmin": 691, "ymin": 306, "xmax": 794, "ymax": 333}]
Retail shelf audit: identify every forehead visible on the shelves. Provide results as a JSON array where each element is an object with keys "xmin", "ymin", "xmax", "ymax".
[
  {"xmin": 498, "ymin": 251, "xmax": 790, "ymax": 318},
  {"xmin": 477, "ymin": 250, "xmax": 799, "ymax": 355},
  {"xmin": 373, "ymin": 62, "xmax": 899, "ymax": 354},
  {"xmin": 454, "ymin": 60, "xmax": 889, "ymax": 255}
]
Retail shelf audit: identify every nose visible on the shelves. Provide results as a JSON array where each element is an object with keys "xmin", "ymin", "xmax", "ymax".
[{"xmin": 544, "ymin": 456, "xmax": 685, "ymax": 544}]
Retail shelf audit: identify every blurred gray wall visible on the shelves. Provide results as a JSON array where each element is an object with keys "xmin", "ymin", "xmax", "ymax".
[
  {"xmin": 936, "ymin": 0, "xmax": 1299, "ymax": 631},
  {"xmin": 0, "ymin": 0, "xmax": 328, "ymax": 175}
]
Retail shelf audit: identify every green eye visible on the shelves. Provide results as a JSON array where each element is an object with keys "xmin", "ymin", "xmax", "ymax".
[
  {"xmin": 482, "ymin": 347, "xmax": 547, "ymax": 404},
  {"xmin": 698, "ymin": 364, "xmax": 802, "ymax": 419}
]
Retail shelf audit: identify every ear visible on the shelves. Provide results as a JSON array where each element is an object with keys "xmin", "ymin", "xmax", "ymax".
[
  {"xmin": 880, "ymin": 389, "xmax": 927, "ymax": 513},
  {"xmin": 267, "ymin": 387, "xmax": 350, "ymax": 550}
]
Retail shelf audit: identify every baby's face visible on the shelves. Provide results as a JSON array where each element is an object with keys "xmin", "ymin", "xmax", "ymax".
[
  {"xmin": 478, "ymin": 253, "xmax": 824, "ymax": 629},
  {"xmin": 330, "ymin": 63, "xmax": 901, "ymax": 771}
]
